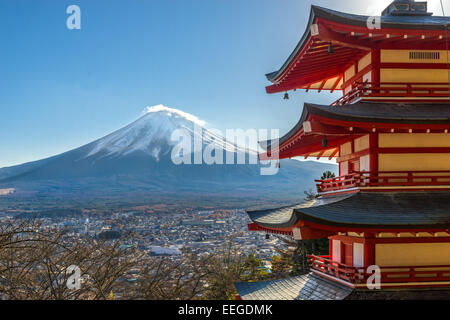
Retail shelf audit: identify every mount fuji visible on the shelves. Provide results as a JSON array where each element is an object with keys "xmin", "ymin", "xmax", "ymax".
[{"xmin": 0, "ymin": 106, "xmax": 336, "ymax": 208}]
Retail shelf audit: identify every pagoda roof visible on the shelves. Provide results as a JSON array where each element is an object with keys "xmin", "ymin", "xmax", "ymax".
[
  {"xmin": 302, "ymin": 102, "xmax": 450, "ymax": 124},
  {"xmin": 236, "ymin": 273, "xmax": 450, "ymax": 300},
  {"xmin": 266, "ymin": 5, "xmax": 450, "ymax": 93},
  {"xmin": 261, "ymin": 102, "xmax": 450, "ymax": 159},
  {"xmin": 247, "ymin": 191, "xmax": 450, "ymax": 230},
  {"xmin": 235, "ymin": 273, "xmax": 353, "ymax": 300}
]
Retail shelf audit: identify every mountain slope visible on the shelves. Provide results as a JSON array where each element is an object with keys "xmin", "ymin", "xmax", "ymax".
[{"xmin": 0, "ymin": 105, "xmax": 336, "ymax": 206}]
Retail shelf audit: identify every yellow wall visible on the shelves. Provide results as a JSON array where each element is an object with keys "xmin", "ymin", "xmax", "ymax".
[
  {"xmin": 341, "ymin": 161, "xmax": 349, "ymax": 175},
  {"xmin": 344, "ymin": 65, "xmax": 355, "ymax": 83},
  {"xmin": 358, "ymin": 52, "xmax": 372, "ymax": 71},
  {"xmin": 354, "ymin": 135, "xmax": 370, "ymax": 152},
  {"xmin": 340, "ymin": 142, "xmax": 352, "ymax": 156},
  {"xmin": 381, "ymin": 50, "xmax": 450, "ymax": 64},
  {"xmin": 379, "ymin": 153, "xmax": 450, "ymax": 171},
  {"xmin": 376, "ymin": 243, "xmax": 450, "ymax": 267},
  {"xmin": 379, "ymin": 133, "xmax": 450, "ymax": 148},
  {"xmin": 380, "ymin": 68, "xmax": 449, "ymax": 83}
]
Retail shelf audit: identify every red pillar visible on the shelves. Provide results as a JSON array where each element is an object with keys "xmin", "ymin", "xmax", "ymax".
[
  {"xmin": 370, "ymin": 133, "xmax": 379, "ymax": 174},
  {"xmin": 371, "ymin": 49, "xmax": 381, "ymax": 86},
  {"xmin": 328, "ymin": 237, "xmax": 333, "ymax": 259},
  {"xmin": 363, "ymin": 234, "xmax": 376, "ymax": 268}
]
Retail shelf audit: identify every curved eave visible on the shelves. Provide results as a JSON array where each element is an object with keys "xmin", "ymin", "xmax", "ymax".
[
  {"xmin": 266, "ymin": 5, "xmax": 450, "ymax": 86},
  {"xmin": 247, "ymin": 191, "xmax": 450, "ymax": 232},
  {"xmin": 260, "ymin": 102, "xmax": 450, "ymax": 159},
  {"xmin": 305, "ymin": 102, "xmax": 450, "ymax": 125}
]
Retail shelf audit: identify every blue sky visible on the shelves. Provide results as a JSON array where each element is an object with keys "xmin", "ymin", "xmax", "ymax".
[{"xmin": 0, "ymin": 0, "xmax": 447, "ymax": 167}]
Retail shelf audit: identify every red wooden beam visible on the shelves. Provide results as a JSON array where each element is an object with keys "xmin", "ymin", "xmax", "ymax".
[
  {"xmin": 370, "ymin": 133, "xmax": 378, "ymax": 174},
  {"xmin": 336, "ymin": 149, "xmax": 371, "ymax": 163},
  {"xmin": 294, "ymin": 56, "xmax": 357, "ymax": 70},
  {"xmin": 379, "ymin": 43, "xmax": 449, "ymax": 50},
  {"xmin": 317, "ymin": 80, "xmax": 327, "ymax": 93},
  {"xmin": 277, "ymin": 136, "xmax": 356, "ymax": 159},
  {"xmin": 303, "ymin": 49, "xmax": 359, "ymax": 60},
  {"xmin": 301, "ymin": 220, "xmax": 448, "ymax": 235},
  {"xmin": 377, "ymin": 147, "xmax": 450, "ymax": 154},
  {"xmin": 304, "ymin": 120, "xmax": 355, "ymax": 136},
  {"xmin": 288, "ymin": 55, "xmax": 358, "ymax": 71},
  {"xmin": 330, "ymin": 75, "xmax": 343, "ymax": 93},
  {"xmin": 328, "ymin": 148, "xmax": 339, "ymax": 160},
  {"xmin": 305, "ymin": 84, "xmax": 311, "ymax": 92},
  {"xmin": 330, "ymin": 234, "xmax": 450, "ymax": 245},
  {"xmin": 266, "ymin": 69, "xmax": 343, "ymax": 93},
  {"xmin": 316, "ymin": 150, "xmax": 326, "ymax": 160},
  {"xmin": 380, "ymin": 62, "xmax": 450, "ymax": 70},
  {"xmin": 371, "ymin": 49, "xmax": 381, "ymax": 87},
  {"xmin": 249, "ymin": 223, "xmax": 334, "ymax": 239},
  {"xmin": 311, "ymin": 114, "xmax": 450, "ymax": 132},
  {"xmin": 316, "ymin": 17, "xmax": 446, "ymax": 39},
  {"xmin": 313, "ymin": 22, "xmax": 373, "ymax": 51}
]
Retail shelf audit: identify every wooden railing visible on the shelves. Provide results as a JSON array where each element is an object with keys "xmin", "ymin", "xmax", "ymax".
[
  {"xmin": 316, "ymin": 171, "xmax": 450, "ymax": 193},
  {"xmin": 308, "ymin": 255, "xmax": 360, "ymax": 283},
  {"xmin": 331, "ymin": 82, "xmax": 450, "ymax": 106},
  {"xmin": 315, "ymin": 174, "xmax": 360, "ymax": 192},
  {"xmin": 308, "ymin": 255, "xmax": 450, "ymax": 285}
]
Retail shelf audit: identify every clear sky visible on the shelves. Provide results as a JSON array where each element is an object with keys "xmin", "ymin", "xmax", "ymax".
[{"xmin": 0, "ymin": 0, "xmax": 447, "ymax": 167}]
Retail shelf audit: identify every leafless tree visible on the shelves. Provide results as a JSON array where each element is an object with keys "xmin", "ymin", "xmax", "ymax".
[
  {"xmin": 0, "ymin": 221, "xmax": 252, "ymax": 300},
  {"xmin": 0, "ymin": 219, "xmax": 138, "ymax": 300}
]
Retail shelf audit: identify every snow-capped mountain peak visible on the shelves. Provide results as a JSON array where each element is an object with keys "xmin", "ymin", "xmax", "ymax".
[
  {"xmin": 84, "ymin": 104, "xmax": 252, "ymax": 161},
  {"xmin": 143, "ymin": 105, "xmax": 206, "ymax": 126},
  {"xmin": 86, "ymin": 105, "xmax": 207, "ymax": 159}
]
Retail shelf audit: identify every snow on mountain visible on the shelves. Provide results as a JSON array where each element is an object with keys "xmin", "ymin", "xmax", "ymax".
[{"xmin": 85, "ymin": 104, "xmax": 252, "ymax": 160}]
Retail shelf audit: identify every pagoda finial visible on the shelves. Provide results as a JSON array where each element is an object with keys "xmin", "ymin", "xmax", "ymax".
[{"xmin": 382, "ymin": 0, "xmax": 432, "ymax": 16}]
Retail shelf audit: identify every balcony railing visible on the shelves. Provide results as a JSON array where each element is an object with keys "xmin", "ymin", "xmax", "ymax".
[
  {"xmin": 308, "ymin": 255, "xmax": 450, "ymax": 286},
  {"xmin": 315, "ymin": 171, "xmax": 450, "ymax": 193},
  {"xmin": 308, "ymin": 255, "xmax": 359, "ymax": 283},
  {"xmin": 331, "ymin": 82, "xmax": 450, "ymax": 106}
]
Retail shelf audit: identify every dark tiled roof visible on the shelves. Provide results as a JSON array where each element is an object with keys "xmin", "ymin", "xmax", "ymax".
[
  {"xmin": 247, "ymin": 195, "xmax": 350, "ymax": 228},
  {"xmin": 247, "ymin": 191, "xmax": 450, "ymax": 230},
  {"xmin": 235, "ymin": 273, "xmax": 353, "ymax": 300},
  {"xmin": 267, "ymin": 5, "xmax": 450, "ymax": 82},
  {"xmin": 314, "ymin": 6, "xmax": 450, "ymax": 30},
  {"xmin": 306, "ymin": 103, "xmax": 450, "ymax": 124},
  {"xmin": 262, "ymin": 102, "xmax": 450, "ymax": 149}
]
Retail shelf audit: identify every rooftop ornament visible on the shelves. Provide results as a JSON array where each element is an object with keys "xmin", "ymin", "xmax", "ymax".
[{"xmin": 382, "ymin": 0, "xmax": 432, "ymax": 16}]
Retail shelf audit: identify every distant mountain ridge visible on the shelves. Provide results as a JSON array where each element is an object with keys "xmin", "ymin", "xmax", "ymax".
[{"xmin": 0, "ymin": 105, "xmax": 336, "ymax": 207}]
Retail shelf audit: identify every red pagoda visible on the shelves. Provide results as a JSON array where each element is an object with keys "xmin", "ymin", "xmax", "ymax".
[{"xmin": 235, "ymin": 0, "xmax": 450, "ymax": 300}]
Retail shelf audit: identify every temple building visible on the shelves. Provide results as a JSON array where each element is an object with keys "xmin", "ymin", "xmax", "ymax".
[{"xmin": 235, "ymin": 0, "xmax": 450, "ymax": 300}]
